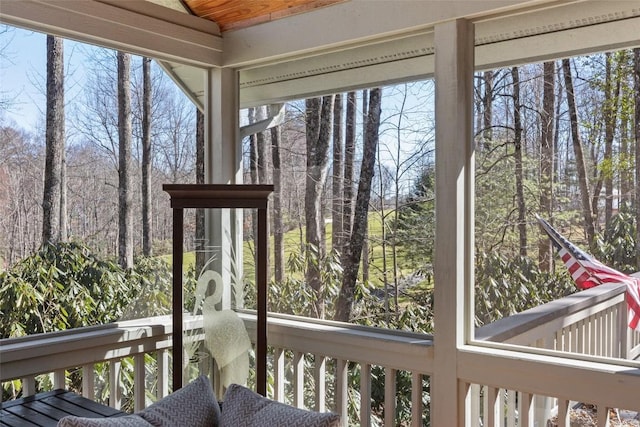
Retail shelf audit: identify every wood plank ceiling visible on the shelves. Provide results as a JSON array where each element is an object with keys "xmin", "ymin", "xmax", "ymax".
[{"xmin": 182, "ymin": 0, "xmax": 346, "ymax": 31}]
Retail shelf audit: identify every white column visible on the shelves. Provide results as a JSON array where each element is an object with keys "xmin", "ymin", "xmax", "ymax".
[
  {"xmin": 432, "ymin": 18, "xmax": 475, "ymax": 427},
  {"xmin": 204, "ymin": 67, "xmax": 243, "ymax": 310}
]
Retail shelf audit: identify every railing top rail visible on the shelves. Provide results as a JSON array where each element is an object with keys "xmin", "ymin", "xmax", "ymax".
[{"xmin": 475, "ymin": 282, "xmax": 626, "ymax": 344}]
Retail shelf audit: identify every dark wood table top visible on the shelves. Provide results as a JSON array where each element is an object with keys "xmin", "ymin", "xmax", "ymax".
[{"xmin": 1, "ymin": 389, "xmax": 125, "ymax": 427}]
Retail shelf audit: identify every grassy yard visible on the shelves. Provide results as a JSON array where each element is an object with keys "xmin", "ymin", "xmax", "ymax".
[{"xmin": 161, "ymin": 212, "xmax": 431, "ymax": 291}]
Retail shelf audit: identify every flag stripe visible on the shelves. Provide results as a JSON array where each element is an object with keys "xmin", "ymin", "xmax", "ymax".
[{"xmin": 537, "ymin": 215, "xmax": 640, "ymax": 332}]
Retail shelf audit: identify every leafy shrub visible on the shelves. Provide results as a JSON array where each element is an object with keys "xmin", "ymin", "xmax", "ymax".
[
  {"xmin": 474, "ymin": 251, "xmax": 575, "ymax": 326},
  {"xmin": 594, "ymin": 207, "xmax": 637, "ymax": 274}
]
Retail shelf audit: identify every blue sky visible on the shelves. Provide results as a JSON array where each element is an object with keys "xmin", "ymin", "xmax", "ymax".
[{"xmin": 0, "ymin": 25, "xmax": 92, "ymax": 134}]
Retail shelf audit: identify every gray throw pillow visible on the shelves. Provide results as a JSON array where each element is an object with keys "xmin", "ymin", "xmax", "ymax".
[
  {"xmin": 138, "ymin": 375, "xmax": 221, "ymax": 427},
  {"xmin": 57, "ymin": 414, "xmax": 152, "ymax": 426},
  {"xmin": 220, "ymin": 384, "xmax": 340, "ymax": 427}
]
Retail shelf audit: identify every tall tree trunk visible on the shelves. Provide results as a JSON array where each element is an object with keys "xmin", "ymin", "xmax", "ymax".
[
  {"xmin": 195, "ymin": 109, "xmax": 206, "ymax": 273},
  {"xmin": 620, "ymin": 111, "xmax": 631, "ymax": 207},
  {"xmin": 361, "ymin": 89, "xmax": 370, "ymax": 283},
  {"xmin": 270, "ymin": 107, "xmax": 284, "ymax": 284},
  {"xmin": 332, "ymin": 94, "xmax": 344, "ymax": 253},
  {"xmin": 562, "ymin": 58, "xmax": 596, "ymax": 250},
  {"xmin": 305, "ymin": 95, "xmax": 334, "ymax": 319},
  {"xmin": 42, "ymin": 35, "xmax": 64, "ymax": 245},
  {"xmin": 539, "ymin": 61, "xmax": 555, "ymax": 271},
  {"xmin": 482, "ymin": 70, "xmax": 494, "ymax": 147},
  {"xmin": 512, "ymin": 67, "xmax": 527, "ymax": 256},
  {"xmin": 142, "ymin": 57, "xmax": 153, "ymax": 257},
  {"xmin": 342, "ymin": 91, "xmax": 357, "ymax": 253},
  {"xmin": 634, "ymin": 48, "xmax": 640, "ymax": 269},
  {"xmin": 335, "ymin": 88, "xmax": 382, "ymax": 322},
  {"xmin": 117, "ymin": 51, "xmax": 133, "ymax": 269},
  {"xmin": 59, "ymin": 147, "xmax": 67, "ymax": 241},
  {"xmin": 603, "ymin": 52, "xmax": 621, "ymax": 225}
]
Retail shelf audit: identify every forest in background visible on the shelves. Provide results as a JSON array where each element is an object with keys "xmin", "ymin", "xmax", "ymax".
[{"xmin": 1, "ymin": 24, "xmax": 640, "ymax": 332}]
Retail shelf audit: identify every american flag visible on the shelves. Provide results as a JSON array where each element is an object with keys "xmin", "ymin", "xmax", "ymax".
[{"xmin": 536, "ymin": 215, "xmax": 640, "ymax": 331}]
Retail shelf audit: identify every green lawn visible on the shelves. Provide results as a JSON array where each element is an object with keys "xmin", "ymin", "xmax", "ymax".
[{"xmin": 161, "ymin": 212, "xmax": 431, "ymax": 291}]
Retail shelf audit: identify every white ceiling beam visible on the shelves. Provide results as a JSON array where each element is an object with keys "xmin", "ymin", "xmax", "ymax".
[
  {"xmin": 0, "ymin": 0, "xmax": 223, "ymax": 67},
  {"xmin": 223, "ymin": 0, "xmax": 560, "ymax": 68},
  {"xmin": 239, "ymin": 1, "xmax": 640, "ymax": 107}
]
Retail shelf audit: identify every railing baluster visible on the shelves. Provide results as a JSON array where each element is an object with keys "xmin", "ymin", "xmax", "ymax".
[
  {"xmin": 360, "ymin": 363, "xmax": 371, "ymax": 427},
  {"xmin": 384, "ymin": 367, "xmax": 396, "ymax": 427},
  {"xmin": 557, "ymin": 398, "xmax": 570, "ymax": 427},
  {"xmin": 53, "ymin": 369, "xmax": 66, "ymax": 390},
  {"xmin": 486, "ymin": 386, "xmax": 499, "ymax": 427},
  {"xmin": 506, "ymin": 389, "xmax": 516, "ymax": 427},
  {"xmin": 82, "ymin": 365, "xmax": 94, "ymax": 399},
  {"xmin": 519, "ymin": 392, "xmax": 533, "ymax": 427},
  {"xmin": 335, "ymin": 359, "xmax": 348, "ymax": 426},
  {"xmin": 577, "ymin": 319, "xmax": 585, "ymax": 354},
  {"xmin": 314, "ymin": 354, "xmax": 325, "ymax": 412},
  {"xmin": 482, "ymin": 385, "xmax": 489, "ymax": 427},
  {"xmin": 274, "ymin": 348, "xmax": 285, "ymax": 402},
  {"xmin": 22, "ymin": 376, "xmax": 36, "ymax": 397},
  {"xmin": 410, "ymin": 371, "xmax": 422, "ymax": 427},
  {"xmin": 597, "ymin": 404, "xmax": 611, "ymax": 427},
  {"xmin": 157, "ymin": 349, "xmax": 169, "ymax": 399},
  {"xmin": 134, "ymin": 354, "xmax": 145, "ymax": 411},
  {"xmin": 109, "ymin": 360, "xmax": 121, "ymax": 410},
  {"xmin": 293, "ymin": 351, "xmax": 304, "ymax": 408},
  {"xmin": 469, "ymin": 384, "xmax": 480, "ymax": 426}
]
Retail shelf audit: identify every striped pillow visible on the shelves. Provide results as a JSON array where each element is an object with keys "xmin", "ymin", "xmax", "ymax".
[{"xmin": 220, "ymin": 384, "xmax": 340, "ymax": 427}]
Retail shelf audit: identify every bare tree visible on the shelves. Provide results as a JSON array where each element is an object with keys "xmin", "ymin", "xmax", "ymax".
[
  {"xmin": 331, "ymin": 94, "xmax": 344, "ymax": 253},
  {"xmin": 512, "ymin": 67, "xmax": 527, "ymax": 256},
  {"xmin": 141, "ymin": 57, "xmax": 152, "ymax": 256},
  {"xmin": 42, "ymin": 35, "xmax": 65, "ymax": 245},
  {"xmin": 634, "ymin": 48, "xmax": 640, "ymax": 269},
  {"xmin": 603, "ymin": 52, "xmax": 622, "ymax": 224},
  {"xmin": 538, "ymin": 61, "xmax": 555, "ymax": 271},
  {"xmin": 482, "ymin": 70, "xmax": 494, "ymax": 146},
  {"xmin": 342, "ymin": 91, "xmax": 357, "ymax": 253},
  {"xmin": 117, "ymin": 51, "xmax": 133, "ymax": 268},
  {"xmin": 305, "ymin": 95, "xmax": 334, "ymax": 318},
  {"xmin": 562, "ymin": 58, "xmax": 596, "ymax": 250},
  {"xmin": 335, "ymin": 88, "xmax": 382, "ymax": 322}
]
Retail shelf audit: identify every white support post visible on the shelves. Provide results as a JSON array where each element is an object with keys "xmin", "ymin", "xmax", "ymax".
[
  {"xmin": 204, "ymin": 67, "xmax": 242, "ymax": 312},
  {"xmin": 432, "ymin": 18, "xmax": 475, "ymax": 427}
]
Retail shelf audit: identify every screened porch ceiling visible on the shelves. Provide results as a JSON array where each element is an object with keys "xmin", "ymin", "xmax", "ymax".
[{"xmin": 2, "ymin": 1, "xmax": 640, "ymax": 110}]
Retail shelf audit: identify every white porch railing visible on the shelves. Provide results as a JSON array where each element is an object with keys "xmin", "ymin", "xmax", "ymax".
[
  {"xmin": 472, "ymin": 282, "xmax": 640, "ymax": 426},
  {"xmin": 2, "ymin": 283, "xmax": 638, "ymax": 426},
  {"xmin": 0, "ymin": 314, "xmax": 433, "ymax": 426}
]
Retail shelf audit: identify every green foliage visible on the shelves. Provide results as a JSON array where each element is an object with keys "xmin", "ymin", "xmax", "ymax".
[
  {"xmin": 474, "ymin": 251, "xmax": 575, "ymax": 326},
  {"xmin": 594, "ymin": 206, "xmax": 637, "ymax": 274},
  {"xmin": 0, "ymin": 242, "xmax": 137, "ymax": 338},
  {"xmin": 392, "ymin": 165, "xmax": 435, "ymax": 272}
]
